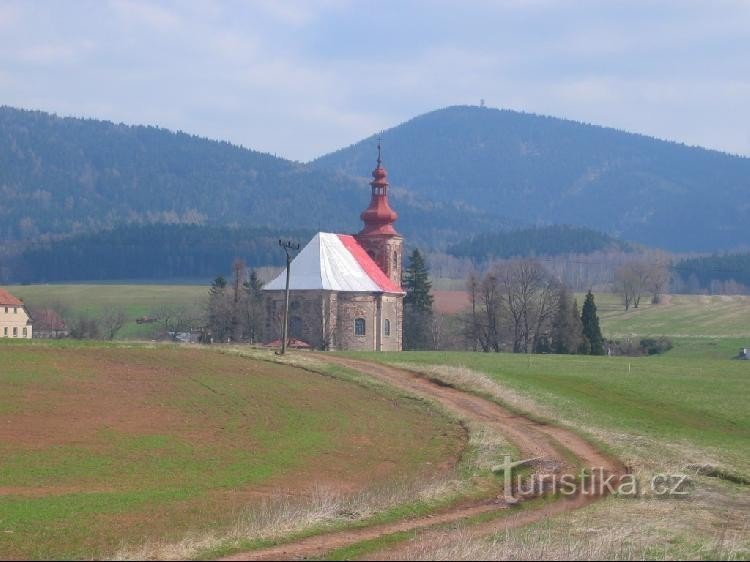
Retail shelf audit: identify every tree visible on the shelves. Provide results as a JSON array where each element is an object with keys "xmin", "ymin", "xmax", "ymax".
[
  {"xmin": 403, "ymin": 249, "xmax": 434, "ymax": 350},
  {"xmin": 464, "ymin": 259, "xmax": 561, "ymax": 354},
  {"xmin": 478, "ymin": 268, "xmax": 503, "ymax": 352},
  {"xmin": 100, "ymin": 306, "xmax": 127, "ymax": 340},
  {"xmin": 615, "ymin": 260, "xmax": 653, "ymax": 310},
  {"xmin": 464, "ymin": 271, "xmax": 481, "ymax": 351},
  {"xmin": 69, "ymin": 315, "xmax": 100, "ymax": 339},
  {"xmin": 647, "ymin": 255, "xmax": 671, "ymax": 304},
  {"xmin": 499, "ymin": 260, "xmax": 559, "ymax": 354},
  {"xmin": 207, "ymin": 276, "xmax": 233, "ymax": 342},
  {"xmin": 551, "ymin": 286, "xmax": 584, "ymax": 354},
  {"xmin": 581, "ymin": 291, "xmax": 605, "ymax": 355},
  {"xmin": 241, "ymin": 269, "xmax": 265, "ymax": 343}
]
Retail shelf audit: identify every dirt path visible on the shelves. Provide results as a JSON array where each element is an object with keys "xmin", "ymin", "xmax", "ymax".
[{"xmin": 220, "ymin": 356, "xmax": 625, "ymax": 561}]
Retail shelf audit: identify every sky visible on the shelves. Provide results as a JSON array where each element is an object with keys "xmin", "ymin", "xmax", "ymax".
[{"xmin": 1, "ymin": 0, "xmax": 748, "ymax": 162}]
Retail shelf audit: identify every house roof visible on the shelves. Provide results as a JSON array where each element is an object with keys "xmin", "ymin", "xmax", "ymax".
[
  {"xmin": 0, "ymin": 288, "xmax": 23, "ymax": 307},
  {"xmin": 263, "ymin": 233, "xmax": 404, "ymax": 294}
]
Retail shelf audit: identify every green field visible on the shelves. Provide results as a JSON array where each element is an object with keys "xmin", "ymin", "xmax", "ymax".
[
  {"xmin": 591, "ymin": 292, "xmax": 750, "ymax": 338},
  {"xmin": 343, "ymin": 350, "xmax": 749, "ymax": 559},
  {"xmin": 7, "ymin": 284, "xmax": 207, "ymax": 339},
  {"xmin": 7, "ymin": 284, "xmax": 750, "ymax": 350},
  {"xmin": 0, "ymin": 342, "xmax": 463, "ymax": 559},
  {"xmin": 357, "ymin": 350, "xmax": 748, "ymax": 470}
]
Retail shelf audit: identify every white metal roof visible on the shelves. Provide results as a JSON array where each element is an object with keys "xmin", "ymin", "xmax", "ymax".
[{"xmin": 263, "ymin": 232, "xmax": 402, "ymax": 293}]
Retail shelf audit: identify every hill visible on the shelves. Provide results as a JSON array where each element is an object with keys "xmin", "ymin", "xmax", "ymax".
[
  {"xmin": 0, "ymin": 106, "xmax": 500, "ymax": 247},
  {"xmin": 313, "ymin": 105, "xmax": 750, "ymax": 252},
  {"xmin": 0, "ymin": 343, "xmax": 463, "ymax": 559},
  {"xmin": 2, "ymin": 223, "xmax": 311, "ymax": 283},
  {"xmin": 446, "ymin": 224, "xmax": 631, "ymax": 262}
]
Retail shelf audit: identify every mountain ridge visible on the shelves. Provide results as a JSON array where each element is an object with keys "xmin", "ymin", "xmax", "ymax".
[
  {"xmin": 2, "ymin": 104, "xmax": 748, "ymax": 254},
  {"xmin": 312, "ymin": 105, "xmax": 750, "ymax": 252}
]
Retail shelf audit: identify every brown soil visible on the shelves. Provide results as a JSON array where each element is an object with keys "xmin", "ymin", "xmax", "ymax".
[
  {"xmin": 433, "ymin": 290, "xmax": 470, "ymax": 314},
  {"xmin": 220, "ymin": 356, "xmax": 626, "ymax": 561},
  {"xmin": 1, "ymin": 346, "xmax": 466, "ymax": 559}
]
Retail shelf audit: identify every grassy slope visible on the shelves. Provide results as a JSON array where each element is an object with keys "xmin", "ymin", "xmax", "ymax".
[
  {"xmin": 0, "ymin": 342, "xmax": 463, "ymax": 560},
  {"xmin": 591, "ymin": 292, "xmax": 750, "ymax": 338},
  {"xmin": 6, "ymin": 284, "xmax": 207, "ymax": 338},
  {"xmin": 350, "ymin": 351, "xmax": 748, "ymax": 472},
  {"xmin": 344, "ymin": 350, "xmax": 749, "ymax": 559}
]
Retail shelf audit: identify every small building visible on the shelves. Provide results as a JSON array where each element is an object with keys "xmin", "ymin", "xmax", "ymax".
[
  {"xmin": 0, "ymin": 288, "xmax": 33, "ymax": 339},
  {"xmin": 263, "ymin": 148, "xmax": 404, "ymax": 351},
  {"xmin": 740, "ymin": 348, "xmax": 749, "ymax": 360},
  {"xmin": 30, "ymin": 308, "xmax": 68, "ymax": 339}
]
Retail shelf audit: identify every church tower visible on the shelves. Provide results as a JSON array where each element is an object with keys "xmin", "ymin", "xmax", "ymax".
[{"xmin": 355, "ymin": 144, "xmax": 403, "ymax": 288}]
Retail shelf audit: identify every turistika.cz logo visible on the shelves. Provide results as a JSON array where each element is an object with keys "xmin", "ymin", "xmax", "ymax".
[{"xmin": 494, "ymin": 456, "xmax": 691, "ymax": 502}]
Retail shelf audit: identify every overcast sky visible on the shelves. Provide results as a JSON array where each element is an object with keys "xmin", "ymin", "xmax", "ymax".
[{"xmin": 1, "ymin": 0, "xmax": 748, "ymax": 161}]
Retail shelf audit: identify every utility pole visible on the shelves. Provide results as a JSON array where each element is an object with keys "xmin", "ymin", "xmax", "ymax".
[{"xmin": 278, "ymin": 239, "xmax": 299, "ymax": 355}]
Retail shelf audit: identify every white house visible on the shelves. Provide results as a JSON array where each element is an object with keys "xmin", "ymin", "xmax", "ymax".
[{"xmin": 0, "ymin": 288, "xmax": 33, "ymax": 339}]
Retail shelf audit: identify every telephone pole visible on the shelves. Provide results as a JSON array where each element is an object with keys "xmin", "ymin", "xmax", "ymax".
[{"xmin": 278, "ymin": 239, "xmax": 299, "ymax": 355}]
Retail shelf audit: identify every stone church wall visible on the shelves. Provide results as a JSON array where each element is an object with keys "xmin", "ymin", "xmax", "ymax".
[{"xmin": 264, "ymin": 290, "xmax": 402, "ymax": 351}]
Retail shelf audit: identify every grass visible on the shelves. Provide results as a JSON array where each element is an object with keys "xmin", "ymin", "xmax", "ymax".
[
  {"xmin": 589, "ymin": 293, "xmax": 750, "ymax": 339},
  {"xmin": 340, "ymin": 350, "xmax": 749, "ymax": 559},
  {"xmin": 8, "ymin": 283, "xmax": 750, "ymax": 346},
  {"xmin": 0, "ymin": 342, "xmax": 464, "ymax": 560},
  {"xmin": 350, "ymin": 351, "xmax": 749, "ymax": 474},
  {"xmin": 5, "ymin": 284, "xmax": 207, "ymax": 339}
]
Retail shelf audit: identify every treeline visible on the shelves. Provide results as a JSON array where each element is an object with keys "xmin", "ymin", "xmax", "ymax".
[
  {"xmin": 447, "ymin": 225, "xmax": 631, "ymax": 262},
  {"xmin": 463, "ymin": 261, "xmax": 605, "ymax": 354},
  {"xmin": 4, "ymin": 224, "xmax": 312, "ymax": 283},
  {"xmin": 673, "ymin": 253, "xmax": 750, "ymax": 294}
]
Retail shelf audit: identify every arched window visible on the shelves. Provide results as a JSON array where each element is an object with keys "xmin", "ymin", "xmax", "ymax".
[
  {"xmin": 384, "ymin": 319, "xmax": 391, "ymax": 337},
  {"xmin": 393, "ymin": 251, "xmax": 398, "ymax": 270},
  {"xmin": 354, "ymin": 318, "xmax": 366, "ymax": 336}
]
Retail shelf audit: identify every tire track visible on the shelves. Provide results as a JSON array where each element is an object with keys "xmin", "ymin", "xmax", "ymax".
[{"xmin": 220, "ymin": 356, "xmax": 625, "ymax": 561}]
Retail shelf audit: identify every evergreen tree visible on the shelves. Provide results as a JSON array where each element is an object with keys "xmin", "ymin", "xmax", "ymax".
[
  {"xmin": 580, "ymin": 290, "xmax": 605, "ymax": 355},
  {"xmin": 207, "ymin": 276, "xmax": 232, "ymax": 342},
  {"xmin": 551, "ymin": 286, "xmax": 584, "ymax": 354},
  {"xmin": 403, "ymin": 249, "xmax": 434, "ymax": 350},
  {"xmin": 242, "ymin": 269, "xmax": 265, "ymax": 343}
]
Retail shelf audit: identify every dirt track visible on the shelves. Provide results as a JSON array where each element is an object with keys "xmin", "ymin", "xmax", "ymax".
[{"xmin": 220, "ymin": 356, "xmax": 626, "ymax": 561}]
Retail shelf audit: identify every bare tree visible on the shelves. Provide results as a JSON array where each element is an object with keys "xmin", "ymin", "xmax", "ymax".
[
  {"xmin": 465, "ymin": 271, "xmax": 481, "ymax": 351},
  {"xmin": 468, "ymin": 260, "xmax": 560, "ymax": 353},
  {"xmin": 480, "ymin": 269, "xmax": 503, "ymax": 352},
  {"xmin": 500, "ymin": 260, "xmax": 559, "ymax": 353},
  {"xmin": 615, "ymin": 260, "xmax": 654, "ymax": 310},
  {"xmin": 100, "ymin": 306, "xmax": 127, "ymax": 340},
  {"xmin": 647, "ymin": 254, "xmax": 672, "ymax": 304}
]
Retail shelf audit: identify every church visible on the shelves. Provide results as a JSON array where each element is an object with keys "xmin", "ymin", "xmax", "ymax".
[{"xmin": 263, "ymin": 148, "xmax": 404, "ymax": 351}]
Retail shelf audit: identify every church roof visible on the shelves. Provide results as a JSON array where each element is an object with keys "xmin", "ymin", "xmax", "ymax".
[{"xmin": 263, "ymin": 233, "xmax": 404, "ymax": 294}]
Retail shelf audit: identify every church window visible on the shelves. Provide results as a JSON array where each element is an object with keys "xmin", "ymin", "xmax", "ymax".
[
  {"xmin": 354, "ymin": 318, "xmax": 366, "ymax": 336},
  {"xmin": 393, "ymin": 252, "xmax": 398, "ymax": 270},
  {"xmin": 384, "ymin": 319, "xmax": 391, "ymax": 336},
  {"xmin": 289, "ymin": 316, "xmax": 303, "ymax": 339}
]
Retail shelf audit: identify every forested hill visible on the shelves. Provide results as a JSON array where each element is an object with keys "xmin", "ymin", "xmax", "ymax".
[
  {"xmin": 3, "ymin": 224, "xmax": 312, "ymax": 283},
  {"xmin": 313, "ymin": 105, "xmax": 750, "ymax": 252},
  {"xmin": 0, "ymin": 106, "xmax": 501, "ymax": 246},
  {"xmin": 447, "ymin": 225, "xmax": 631, "ymax": 262}
]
